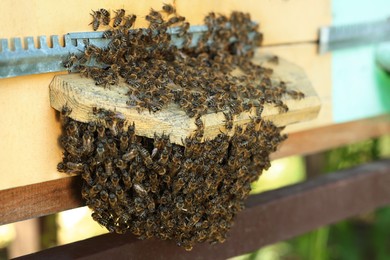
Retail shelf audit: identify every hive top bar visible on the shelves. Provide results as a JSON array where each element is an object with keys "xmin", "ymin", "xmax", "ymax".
[{"xmin": 49, "ymin": 51, "xmax": 320, "ymax": 145}]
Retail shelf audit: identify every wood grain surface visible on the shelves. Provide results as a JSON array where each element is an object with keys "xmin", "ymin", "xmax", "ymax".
[{"xmin": 50, "ymin": 52, "xmax": 321, "ymax": 144}]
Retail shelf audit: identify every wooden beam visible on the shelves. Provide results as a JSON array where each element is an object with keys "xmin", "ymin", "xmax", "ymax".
[
  {"xmin": 18, "ymin": 159, "xmax": 390, "ymax": 259},
  {"xmin": 0, "ymin": 177, "xmax": 83, "ymax": 226},
  {"xmin": 49, "ymin": 52, "xmax": 321, "ymax": 144},
  {"xmin": 1, "ymin": 114, "xmax": 389, "ymax": 226},
  {"xmin": 273, "ymin": 114, "xmax": 390, "ymax": 159}
]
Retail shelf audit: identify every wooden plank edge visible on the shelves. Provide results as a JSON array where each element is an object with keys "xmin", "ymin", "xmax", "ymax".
[
  {"xmin": 273, "ymin": 113, "xmax": 390, "ymax": 159},
  {"xmin": 17, "ymin": 159, "xmax": 390, "ymax": 260},
  {"xmin": 0, "ymin": 177, "xmax": 83, "ymax": 226}
]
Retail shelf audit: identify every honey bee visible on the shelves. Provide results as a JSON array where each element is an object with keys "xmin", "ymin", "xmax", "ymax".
[
  {"xmin": 100, "ymin": 190, "xmax": 109, "ymax": 202},
  {"xmin": 96, "ymin": 168, "xmax": 108, "ymax": 185},
  {"xmin": 122, "ymin": 170, "xmax": 132, "ymax": 188},
  {"xmin": 109, "ymin": 193, "xmax": 118, "ymax": 207},
  {"xmin": 91, "ymin": 212, "xmax": 108, "ymax": 226},
  {"xmin": 223, "ymin": 111, "xmax": 233, "ymax": 131},
  {"xmin": 100, "ymin": 8, "xmax": 110, "ymax": 26},
  {"xmin": 89, "ymin": 184, "xmax": 103, "ymax": 197},
  {"xmin": 63, "ymin": 53, "xmax": 79, "ymax": 71},
  {"xmin": 177, "ymin": 22, "xmax": 190, "ymax": 37},
  {"xmin": 104, "ymin": 159, "xmax": 113, "ymax": 176},
  {"xmin": 90, "ymin": 10, "xmax": 102, "ymax": 31},
  {"xmin": 173, "ymin": 176, "xmax": 185, "ymax": 194},
  {"xmin": 113, "ymin": 9, "xmax": 126, "ymax": 27},
  {"xmin": 123, "ymin": 14, "xmax": 137, "ymax": 29},
  {"xmin": 122, "ymin": 148, "xmax": 138, "ymax": 161},
  {"xmin": 134, "ymin": 167, "xmax": 146, "ymax": 183},
  {"xmin": 111, "ymin": 173, "xmax": 120, "ymax": 186},
  {"xmin": 65, "ymin": 162, "xmax": 84, "ymax": 174},
  {"xmin": 268, "ymin": 55, "xmax": 279, "ymax": 65},
  {"xmin": 66, "ymin": 121, "xmax": 79, "ymax": 137},
  {"xmin": 133, "ymin": 183, "xmax": 148, "ymax": 197},
  {"xmin": 162, "ymin": 3, "xmax": 176, "ymax": 15},
  {"xmin": 274, "ymin": 100, "xmax": 288, "ymax": 113},
  {"xmin": 96, "ymin": 143, "xmax": 105, "ymax": 162},
  {"xmin": 82, "ymin": 131, "xmax": 94, "ymax": 154},
  {"xmin": 287, "ymin": 89, "xmax": 305, "ymax": 100},
  {"xmin": 162, "ymin": 174, "xmax": 171, "ymax": 184},
  {"xmin": 139, "ymin": 147, "xmax": 153, "ymax": 167},
  {"xmin": 114, "ymin": 158, "xmax": 127, "ymax": 171},
  {"xmin": 157, "ymin": 147, "xmax": 169, "ymax": 165},
  {"xmin": 166, "ymin": 16, "xmax": 181, "ymax": 26}
]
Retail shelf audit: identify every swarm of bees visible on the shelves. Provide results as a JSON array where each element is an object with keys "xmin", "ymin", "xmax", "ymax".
[{"xmin": 58, "ymin": 3, "xmax": 305, "ymax": 250}]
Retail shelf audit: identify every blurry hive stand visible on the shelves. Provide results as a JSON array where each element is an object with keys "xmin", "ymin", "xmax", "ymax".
[{"xmin": 50, "ymin": 5, "xmax": 321, "ymax": 251}]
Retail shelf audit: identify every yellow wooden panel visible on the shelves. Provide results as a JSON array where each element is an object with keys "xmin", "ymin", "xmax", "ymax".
[
  {"xmin": 0, "ymin": 0, "xmax": 330, "ymax": 45},
  {"xmin": 0, "ymin": 73, "xmax": 67, "ymax": 190}
]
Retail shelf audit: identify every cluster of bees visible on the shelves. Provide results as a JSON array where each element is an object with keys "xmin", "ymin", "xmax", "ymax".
[
  {"xmin": 58, "ymin": 107, "xmax": 286, "ymax": 250},
  {"xmin": 58, "ymin": 3, "xmax": 304, "ymax": 250}
]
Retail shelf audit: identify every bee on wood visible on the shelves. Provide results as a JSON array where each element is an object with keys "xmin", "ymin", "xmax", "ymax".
[
  {"xmin": 65, "ymin": 162, "xmax": 84, "ymax": 174},
  {"xmin": 63, "ymin": 53, "xmax": 79, "ymax": 71},
  {"xmin": 162, "ymin": 3, "xmax": 176, "ymax": 15},
  {"xmin": 90, "ymin": 10, "xmax": 102, "ymax": 31},
  {"xmin": 268, "ymin": 55, "xmax": 279, "ymax": 65},
  {"xmin": 177, "ymin": 22, "xmax": 190, "ymax": 37},
  {"xmin": 274, "ymin": 100, "xmax": 289, "ymax": 113},
  {"xmin": 60, "ymin": 105, "xmax": 72, "ymax": 126},
  {"xmin": 287, "ymin": 89, "xmax": 305, "ymax": 100},
  {"xmin": 223, "ymin": 111, "xmax": 233, "ymax": 131},
  {"xmin": 123, "ymin": 14, "xmax": 137, "ymax": 29},
  {"xmin": 100, "ymin": 8, "xmax": 110, "ymax": 26},
  {"xmin": 113, "ymin": 9, "xmax": 126, "ymax": 27}
]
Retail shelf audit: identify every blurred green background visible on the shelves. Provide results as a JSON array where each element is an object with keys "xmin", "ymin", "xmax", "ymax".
[{"xmin": 232, "ymin": 134, "xmax": 390, "ymax": 260}]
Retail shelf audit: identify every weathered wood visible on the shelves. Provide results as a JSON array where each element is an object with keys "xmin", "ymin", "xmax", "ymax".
[
  {"xmin": 272, "ymin": 114, "xmax": 390, "ymax": 159},
  {"xmin": 49, "ymin": 52, "xmax": 321, "ymax": 144},
  {"xmin": 0, "ymin": 177, "xmax": 83, "ymax": 226},
  {"xmin": 1, "ymin": 114, "xmax": 389, "ymax": 226},
  {"xmin": 17, "ymin": 159, "xmax": 390, "ymax": 260}
]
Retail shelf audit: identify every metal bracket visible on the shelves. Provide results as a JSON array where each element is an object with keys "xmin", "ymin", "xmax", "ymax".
[{"xmin": 0, "ymin": 24, "xmax": 259, "ymax": 79}]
